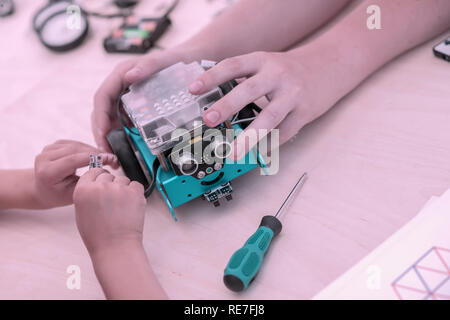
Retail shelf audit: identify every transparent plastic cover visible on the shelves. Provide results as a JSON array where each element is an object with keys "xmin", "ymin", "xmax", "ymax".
[{"xmin": 121, "ymin": 62, "xmax": 223, "ymax": 155}]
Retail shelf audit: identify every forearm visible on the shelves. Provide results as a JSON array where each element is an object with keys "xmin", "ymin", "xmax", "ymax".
[
  {"xmin": 91, "ymin": 242, "xmax": 168, "ymax": 300},
  {"xmin": 0, "ymin": 169, "xmax": 42, "ymax": 210},
  {"xmin": 175, "ymin": 0, "xmax": 351, "ymax": 61},
  {"xmin": 293, "ymin": 0, "xmax": 450, "ymax": 99}
]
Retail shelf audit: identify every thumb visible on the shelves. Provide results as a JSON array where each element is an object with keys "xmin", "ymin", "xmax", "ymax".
[{"xmin": 99, "ymin": 153, "xmax": 120, "ymax": 169}]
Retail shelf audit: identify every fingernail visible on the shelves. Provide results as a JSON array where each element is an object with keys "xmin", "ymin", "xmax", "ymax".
[
  {"xmin": 189, "ymin": 80, "xmax": 204, "ymax": 93},
  {"xmin": 126, "ymin": 67, "xmax": 142, "ymax": 79},
  {"xmin": 204, "ymin": 110, "xmax": 220, "ymax": 125}
]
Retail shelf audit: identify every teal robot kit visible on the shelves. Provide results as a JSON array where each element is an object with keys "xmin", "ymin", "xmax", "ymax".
[{"xmin": 107, "ymin": 61, "xmax": 267, "ymax": 221}]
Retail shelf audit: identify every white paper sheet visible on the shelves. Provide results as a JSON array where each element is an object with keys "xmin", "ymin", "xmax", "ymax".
[{"xmin": 314, "ymin": 191, "xmax": 450, "ymax": 300}]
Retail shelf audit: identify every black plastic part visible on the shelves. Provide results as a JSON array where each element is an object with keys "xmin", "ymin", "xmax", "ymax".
[
  {"xmin": 223, "ymin": 274, "xmax": 245, "ymax": 292},
  {"xmin": 433, "ymin": 39, "xmax": 450, "ymax": 63},
  {"xmin": 201, "ymin": 172, "xmax": 224, "ymax": 186},
  {"xmin": 104, "ymin": 16, "xmax": 171, "ymax": 54},
  {"xmin": 114, "ymin": 0, "xmax": 139, "ymax": 8},
  {"xmin": 259, "ymin": 215, "xmax": 282, "ymax": 237},
  {"xmin": 107, "ymin": 129, "xmax": 150, "ymax": 195}
]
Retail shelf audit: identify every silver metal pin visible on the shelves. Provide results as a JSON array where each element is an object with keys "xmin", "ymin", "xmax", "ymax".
[{"xmin": 274, "ymin": 172, "xmax": 308, "ymax": 219}]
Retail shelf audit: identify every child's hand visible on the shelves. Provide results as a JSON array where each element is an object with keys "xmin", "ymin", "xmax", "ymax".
[
  {"xmin": 189, "ymin": 49, "xmax": 342, "ymax": 159},
  {"xmin": 73, "ymin": 169, "xmax": 146, "ymax": 256},
  {"xmin": 34, "ymin": 140, "xmax": 118, "ymax": 209},
  {"xmin": 73, "ymin": 169, "xmax": 167, "ymax": 300}
]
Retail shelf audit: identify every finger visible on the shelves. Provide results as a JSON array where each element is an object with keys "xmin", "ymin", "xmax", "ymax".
[
  {"xmin": 44, "ymin": 142, "xmax": 117, "ymax": 167},
  {"xmin": 50, "ymin": 152, "xmax": 110, "ymax": 177},
  {"xmin": 96, "ymin": 172, "xmax": 115, "ymax": 182},
  {"xmin": 93, "ymin": 59, "xmax": 137, "ymax": 151},
  {"xmin": 129, "ymin": 181, "xmax": 145, "ymax": 194},
  {"xmin": 189, "ymin": 54, "xmax": 262, "ymax": 95},
  {"xmin": 203, "ymin": 75, "xmax": 271, "ymax": 127},
  {"xmin": 45, "ymin": 142, "xmax": 99, "ymax": 161},
  {"xmin": 42, "ymin": 144, "xmax": 65, "ymax": 154},
  {"xmin": 42, "ymin": 139, "xmax": 85, "ymax": 153},
  {"xmin": 91, "ymin": 110, "xmax": 113, "ymax": 153},
  {"xmin": 113, "ymin": 175, "xmax": 131, "ymax": 185},
  {"xmin": 100, "ymin": 153, "xmax": 119, "ymax": 169},
  {"xmin": 230, "ymin": 96, "xmax": 294, "ymax": 160},
  {"xmin": 78, "ymin": 168, "xmax": 109, "ymax": 183},
  {"xmin": 276, "ymin": 110, "xmax": 306, "ymax": 146},
  {"xmin": 124, "ymin": 52, "xmax": 180, "ymax": 83}
]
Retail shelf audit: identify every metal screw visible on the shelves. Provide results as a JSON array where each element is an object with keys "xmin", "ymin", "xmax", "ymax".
[{"xmin": 197, "ymin": 171, "xmax": 206, "ymax": 179}]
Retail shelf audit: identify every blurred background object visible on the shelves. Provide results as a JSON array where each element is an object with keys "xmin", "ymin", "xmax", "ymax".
[{"xmin": 0, "ymin": 0, "xmax": 14, "ymax": 17}]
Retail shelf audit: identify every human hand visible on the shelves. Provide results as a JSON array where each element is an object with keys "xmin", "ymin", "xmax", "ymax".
[
  {"xmin": 189, "ymin": 49, "xmax": 344, "ymax": 159},
  {"xmin": 92, "ymin": 49, "xmax": 190, "ymax": 152},
  {"xmin": 34, "ymin": 140, "xmax": 118, "ymax": 209},
  {"xmin": 73, "ymin": 169, "xmax": 146, "ymax": 256}
]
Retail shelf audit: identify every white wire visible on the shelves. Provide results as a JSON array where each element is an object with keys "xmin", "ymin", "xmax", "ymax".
[{"xmin": 230, "ymin": 117, "xmax": 256, "ymax": 125}]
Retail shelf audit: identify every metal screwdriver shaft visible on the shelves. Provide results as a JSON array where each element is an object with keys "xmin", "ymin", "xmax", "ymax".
[
  {"xmin": 275, "ymin": 172, "xmax": 308, "ymax": 219},
  {"xmin": 224, "ymin": 172, "xmax": 308, "ymax": 292}
]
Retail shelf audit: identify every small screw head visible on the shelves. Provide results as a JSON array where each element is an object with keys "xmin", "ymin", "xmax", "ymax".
[
  {"xmin": 214, "ymin": 163, "xmax": 222, "ymax": 171},
  {"xmin": 197, "ymin": 171, "xmax": 206, "ymax": 179}
]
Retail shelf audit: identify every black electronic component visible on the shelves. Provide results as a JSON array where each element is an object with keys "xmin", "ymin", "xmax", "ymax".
[
  {"xmin": 103, "ymin": 15, "xmax": 171, "ymax": 54},
  {"xmin": 114, "ymin": 0, "xmax": 139, "ymax": 8},
  {"xmin": 0, "ymin": 0, "xmax": 14, "ymax": 17},
  {"xmin": 203, "ymin": 182, "xmax": 233, "ymax": 207},
  {"xmin": 169, "ymin": 127, "xmax": 232, "ymax": 180},
  {"xmin": 433, "ymin": 37, "xmax": 450, "ymax": 63}
]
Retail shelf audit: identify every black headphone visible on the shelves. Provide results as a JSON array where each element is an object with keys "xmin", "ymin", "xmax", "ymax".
[
  {"xmin": 0, "ymin": 0, "xmax": 14, "ymax": 17},
  {"xmin": 33, "ymin": 1, "xmax": 89, "ymax": 52},
  {"xmin": 32, "ymin": 0, "xmax": 139, "ymax": 52}
]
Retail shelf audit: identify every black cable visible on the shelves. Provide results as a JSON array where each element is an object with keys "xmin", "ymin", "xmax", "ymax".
[
  {"xmin": 162, "ymin": 0, "xmax": 179, "ymax": 17},
  {"xmin": 83, "ymin": 10, "xmax": 130, "ymax": 19},
  {"xmin": 84, "ymin": 0, "xmax": 179, "ymax": 20}
]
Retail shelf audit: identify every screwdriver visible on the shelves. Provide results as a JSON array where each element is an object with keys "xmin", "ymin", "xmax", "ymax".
[{"xmin": 223, "ymin": 172, "xmax": 308, "ymax": 292}]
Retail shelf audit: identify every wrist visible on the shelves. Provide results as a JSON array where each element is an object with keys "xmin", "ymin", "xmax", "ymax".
[
  {"xmin": 170, "ymin": 40, "xmax": 221, "ymax": 63},
  {"xmin": 90, "ymin": 238, "xmax": 144, "ymax": 265},
  {"xmin": 289, "ymin": 39, "xmax": 368, "ymax": 102},
  {"xmin": 27, "ymin": 170, "xmax": 48, "ymax": 209}
]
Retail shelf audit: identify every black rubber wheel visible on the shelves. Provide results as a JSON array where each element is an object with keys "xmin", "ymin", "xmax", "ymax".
[{"xmin": 107, "ymin": 129, "xmax": 150, "ymax": 194}]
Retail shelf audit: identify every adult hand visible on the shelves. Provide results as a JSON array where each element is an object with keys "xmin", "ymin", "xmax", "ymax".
[
  {"xmin": 189, "ymin": 49, "xmax": 343, "ymax": 159},
  {"xmin": 92, "ymin": 49, "xmax": 188, "ymax": 152}
]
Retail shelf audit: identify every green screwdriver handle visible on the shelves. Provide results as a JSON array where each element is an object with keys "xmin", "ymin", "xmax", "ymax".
[{"xmin": 223, "ymin": 216, "xmax": 282, "ymax": 292}]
